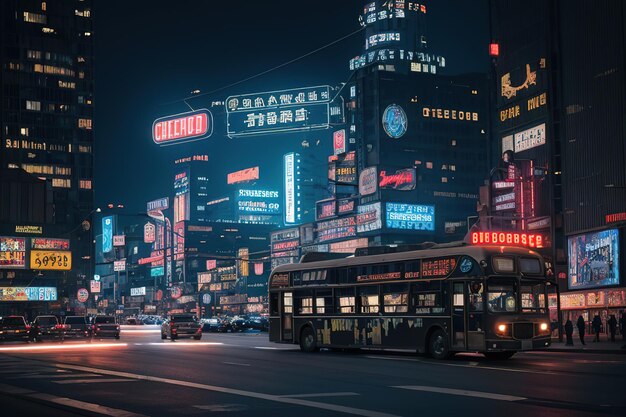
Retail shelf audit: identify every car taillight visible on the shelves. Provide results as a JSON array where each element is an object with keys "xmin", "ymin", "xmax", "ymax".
[
  {"xmin": 169, "ymin": 321, "xmax": 175, "ymax": 327},
  {"xmin": 25, "ymin": 325, "xmax": 31, "ymax": 331},
  {"xmin": 92, "ymin": 325, "xmax": 96, "ymax": 330}
]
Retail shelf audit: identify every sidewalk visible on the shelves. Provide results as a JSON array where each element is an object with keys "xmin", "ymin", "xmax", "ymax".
[{"xmin": 547, "ymin": 337, "xmax": 626, "ymax": 354}]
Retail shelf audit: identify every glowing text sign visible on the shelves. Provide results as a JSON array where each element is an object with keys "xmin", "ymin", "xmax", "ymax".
[
  {"xmin": 471, "ymin": 231, "xmax": 544, "ymax": 248},
  {"xmin": 385, "ymin": 203, "xmax": 435, "ymax": 231},
  {"xmin": 227, "ymin": 167, "xmax": 259, "ymax": 185},
  {"xmin": 0, "ymin": 237, "xmax": 26, "ymax": 269},
  {"xmin": 152, "ymin": 109, "xmax": 213, "ymax": 146},
  {"xmin": 30, "ymin": 250, "xmax": 72, "ymax": 271},
  {"xmin": 0, "ymin": 286, "xmax": 57, "ymax": 302}
]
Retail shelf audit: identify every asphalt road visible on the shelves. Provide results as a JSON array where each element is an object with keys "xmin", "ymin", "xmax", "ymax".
[{"xmin": 0, "ymin": 326, "xmax": 625, "ymax": 417}]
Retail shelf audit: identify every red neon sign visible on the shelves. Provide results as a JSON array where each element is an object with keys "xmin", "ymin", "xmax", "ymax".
[
  {"xmin": 471, "ymin": 231, "xmax": 543, "ymax": 248},
  {"xmin": 379, "ymin": 169, "xmax": 416, "ymax": 190},
  {"xmin": 227, "ymin": 167, "xmax": 260, "ymax": 185},
  {"xmin": 489, "ymin": 43, "xmax": 500, "ymax": 57},
  {"xmin": 153, "ymin": 109, "xmax": 213, "ymax": 145}
]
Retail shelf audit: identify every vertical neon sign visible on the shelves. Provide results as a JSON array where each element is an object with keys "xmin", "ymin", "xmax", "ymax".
[
  {"xmin": 102, "ymin": 216, "xmax": 114, "ymax": 253},
  {"xmin": 284, "ymin": 153, "xmax": 296, "ymax": 224}
]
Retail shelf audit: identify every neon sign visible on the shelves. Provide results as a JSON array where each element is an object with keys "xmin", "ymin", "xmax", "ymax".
[
  {"xmin": 284, "ymin": 153, "xmax": 298, "ymax": 224},
  {"xmin": 471, "ymin": 231, "xmax": 544, "ymax": 248},
  {"xmin": 379, "ymin": 168, "xmax": 416, "ymax": 190},
  {"xmin": 152, "ymin": 109, "xmax": 213, "ymax": 146},
  {"xmin": 385, "ymin": 203, "xmax": 434, "ymax": 231},
  {"xmin": 227, "ymin": 167, "xmax": 259, "ymax": 185}
]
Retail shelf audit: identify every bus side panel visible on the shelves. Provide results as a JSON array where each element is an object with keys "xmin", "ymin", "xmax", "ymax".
[
  {"xmin": 269, "ymin": 317, "xmax": 281, "ymax": 342},
  {"xmin": 297, "ymin": 316, "xmax": 449, "ymax": 350}
]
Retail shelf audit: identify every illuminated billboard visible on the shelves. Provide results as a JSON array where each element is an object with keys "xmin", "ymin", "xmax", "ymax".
[
  {"xmin": 0, "ymin": 286, "xmax": 57, "ymax": 302},
  {"xmin": 385, "ymin": 203, "xmax": 435, "ymax": 231},
  {"xmin": 316, "ymin": 217, "xmax": 357, "ymax": 243},
  {"xmin": 357, "ymin": 203, "xmax": 382, "ymax": 233},
  {"xmin": 379, "ymin": 168, "xmax": 416, "ymax": 190},
  {"xmin": 236, "ymin": 188, "xmax": 280, "ymax": 215},
  {"xmin": 30, "ymin": 250, "xmax": 72, "ymax": 271},
  {"xmin": 316, "ymin": 199, "xmax": 337, "ymax": 221},
  {"xmin": 31, "ymin": 238, "xmax": 70, "ymax": 250},
  {"xmin": 470, "ymin": 232, "xmax": 544, "ymax": 249},
  {"xmin": 514, "ymin": 123, "xmax": 546, "ymax": 153},
  {"xmin": 152, "ymin": 109, "xmax": 213, "ymax": 146},
  {"xmin": 329, "ymin": 152, "xmax": 356, "ymax": 184},
  {"xmin": 226, "ymin": 86, "xmax": 340, "ymax": 137},
  {"xmin": 102, "ymin": 216, "xmax": 114, "ymax": 253},
  {"xmin": 0, "ymin": 237, "xmax": 26, "ymax": 269},
  {"xmin": 568, "ymin": 229, "xmax": 620, "ymax": 290},
  {"xmin": 284, "ymin": 153, "xmax": 300, "ymax": 225},
  {"xmin": 227, "ymin": 167, "xmax": 260, "ymax": 185}
]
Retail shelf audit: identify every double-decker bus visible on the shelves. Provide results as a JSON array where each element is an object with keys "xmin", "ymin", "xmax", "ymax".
[{"xmin": 268, "ymin": 242, "xmax": 552, "ymax": 359}]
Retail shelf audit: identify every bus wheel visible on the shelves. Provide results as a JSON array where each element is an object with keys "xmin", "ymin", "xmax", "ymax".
[
  {"xmin": 299, "ymin": 326, "xmax": 318, "ymax": 352},
  {"xmin": 429, "ymin": 329, "xmax": 451, "ymax": 360},
  {"xmin": 484, "ymin": 351, "xmax": 515, "ymax": 360}
]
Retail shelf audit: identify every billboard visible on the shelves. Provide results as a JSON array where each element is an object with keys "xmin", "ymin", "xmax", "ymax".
[
  {"xmin": 102, "ymin": 216, "xmax": 114, "ymax": 253},
  {"xmin": 30, "ymin": 250, "xmax": 72, "ymax": 271},
  {"xmin": 385, "ymin": 203, "xmax": 435, "ymax": 231},
  {"xmin": 333, "ymin": 129, "xmax": 346, "ymax": 155},
  {"xmin": 113, "ymin": 235, "xmax": 125, "ymax": 247},
  {"xmin": 329, "ymin": 152, "xmax": 356, "ymax": 184},
  {"xmin": 237, "ymin": 189, "xmax": 280, "ymax": 215},
  {"xmin": 147, "ymin": 197, "xmax": 169, "ymax": 212},
  {"xmin": 316, "ymin": 217, "xmax": 357, "ymax": 243},
  {"xmin": 226, "ymin": 86, "xmax": 336, "ymax": 137},
  {"xmin": 284, "ymin": 153, "xmax": 299, "ymax": 224},
  {"xmin": 0, "ymin": 237, "xmax": 27, "ymax": 269},
  {"xmin": 568, "ymin": 229, "xmax": 620, "ymax": 290},
  {"xmin": 152, "ymin": 109, "xmax": 213, "ymax": 146},
  {"xmin": 227, "ymin": 167, "xmax": 260, "ymax": 185},
  {"xmin": 379, "ymin": 168, "xmax": 417, "ymax": 190},
  {"xmin": 0, "ymin": 286, "xmax": 57, "ymax": 302},
  {"xmin": 514, "ymin": 123, "xmax": 546, "ymax": 153},
  {"xmin": 357, "ymin": 202, "xmax": 382, "ymax": 233},
  {"xmin": 31, "ymin": 238, "xmax": 70, "ymax": 250},
  {"xmin": 359, "ymin": 167, "xmax": 378, "ymax": 196},
  {"xmin": 316, "ymin": 199, "xmax": 337, "ymax": 221}
]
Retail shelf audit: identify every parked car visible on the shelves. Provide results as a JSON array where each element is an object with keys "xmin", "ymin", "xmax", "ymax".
[
  {"xmin": 0, "ymin": 316, "xmax": 30, "ymax": 342},
  {"xmin": 229, "ymin": 317, "xmax": 250, "ymax": 332},
  {"xmin": 30, "ymin": 315, "xmax": 64, "ymax": 342},
  {"xmin": 125, "ymin": 317, "xmax": 144, "ymax": 325},
  {"xmin": 247, "ymin": 316, "xmax": 269, "ymax": 332},
  {"xmin": 63, "ymin": 316, "xmax": 92, "ymax": 340},
  {"xmin": 202, "ymin": 318, "xmax": 228, "ymax": 333},
  {"xmin": 161, "ymin": 314, "xmax": 202, "ymax": 340},
  {"xmin": 93, "ymin": 316, "xmax": 120, "ymax": 339}
]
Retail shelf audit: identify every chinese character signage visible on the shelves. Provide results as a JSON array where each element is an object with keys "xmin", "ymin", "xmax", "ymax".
[
  {"xmin": 226, "ymin": 86, "xmax": 338, "ymax": 137},
  {"xmin": 385, "ymin": 203, "xmax": 435, "ymax": 231},
  {"xmin": 152, "ymin": 109, "xmax": 213, "ymax": 146},
  {"xmin": 568, "ymin": 229, "xmax": 620, "ymax": 290},
  {"xmin": 284, "ymin": 153, "xmax": 298, "ymax": 224},
  {"xmin": 30, "ymin": 250, "xmax": 72, "ymax": 271},
  {"xmin": 422, "ymin": 258, "xmax": 458, "ymax": 278},
  {"xmin": 316, "ymin": 199, "xmax": 337, "ymax": 221},
  {"xmin": 316, "ymin": 217, "xmax": 357, "ymax": 243},
  {"xmin": 333, "ymin": 129, "xmax": 346, "ymax": 155},
  {"xmin": 0, "ymin": 237, "xmax": 26, "ymax": 269},
  {"xmin": 31, "ymin": 238, "xmax": 70, "ymax": 250},
  {"xmin": 0, "ymin": 286, "xmax": 57, "ymax": 302},
  {"xmin": 227, "ymin": 167, "xmax": 260, "ymax": 184}
]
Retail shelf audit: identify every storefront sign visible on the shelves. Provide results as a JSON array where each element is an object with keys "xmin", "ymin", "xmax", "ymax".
[
  {"xmin": 0, "ymin": 237, "xmax": 26, "ymax": 269},
  {"xmin": 220, "ymin": 294, "xmax": 247, "ymax": 305},
  {"xmin": 90, "ymin": 280, "xmax": 101, "ymax": 293},
  {"xmin": 568, "ymin": 229, "xmax": 620, "ymax": 290},
  {"xmin": 606, "ymin": 212, "xmax": 626, "ymax": 224},
  {"xmin": 379, "ymin": 168, "xmax": 416, "ymax": 190},
  {"xmin": 422, "ymin": 107, "xmax": 478, "ymax": 122},
  {"xmin": 15, "ymin": 225, "xmax": 42, "ymax": 234},
  {"xmin": 227, "ymin": 167, "xmax": 260, "ymax": 184},
  {"xmin": 331, "ymin": 152, "xmax": 357, "ymax": 184},
  {"xmin": 113, "ymin": 235, "xmax": 125, "ymax": 247},
  {"xmin": 359, "ymin": 167, "xmax": 378, "ymax": 196},
  {"xmin": 147, "ymin": 197, "xmax": 169, "ymax": 212},
  {"xmin": 31, "ymin": 238, "xmax": 70, "ymax": 250},
  {"xmin": 30, "ymin": 250, "xmax": 72, "ymax": 271},
  {"xmin": 385, "ymin": 203, "xmax": 435, "ymax": 231},
  {"xmin": 113, "ymin": 260, "xmax": 126, "ymax": 272},
  {"xmin": 514, "ymin": 123, "xmax": 546, "ymax": 152},
  {"xmin": 131, "ymin": 287, "xmax": 146, "ymax": 297},
  {"xmin": 144, "ymin": 222, "xmax": 156, "ymax": 243},
  {"xmin": 316, "ymin": 217, "xmax": 357, "ymax": 243},
  {"xmin": 77, "ymin": 288, "xmax": 89, "ymax": 303},
  {"xmin": 0, "ymin": 286, "xmax": 57, "ymax": 302},
  {"xmin": 316, "ymin": 199, "xmax": 337, "ymax": 221},
  {"xmin": 152, "ymin": 109, "xmax": 213, "ymax": 146},
  {"xmin": 357, "ymin": 202, "xmax": 382, "ymax": 233}
]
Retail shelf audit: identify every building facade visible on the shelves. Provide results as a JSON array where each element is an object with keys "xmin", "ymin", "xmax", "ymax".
[{"xmin": 0, "ymin": 1, "xmax": 95, "ymax": 316}]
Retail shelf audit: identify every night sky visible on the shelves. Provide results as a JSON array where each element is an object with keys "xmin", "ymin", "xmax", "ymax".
[{"xmin": 94, "ymin": 0, "xmax": 489, "ymax": 212}]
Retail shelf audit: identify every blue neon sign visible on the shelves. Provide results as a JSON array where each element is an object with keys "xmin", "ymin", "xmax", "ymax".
[
  {"xmin": 385, "ymin": 203, "xmax": 435, "ymax": 231},
  {"xmin": 102, "ymin": 216, "xmax": 114, "ymax": 253}
]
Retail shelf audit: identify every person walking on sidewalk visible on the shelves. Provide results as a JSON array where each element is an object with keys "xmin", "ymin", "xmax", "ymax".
[
  {"xmin": 564, "ymin": 319, "xmax": 574, "ymax": 346},
  {"xmin": 608, "ymin": 315, "xmax": 617, "ymax": 342},
  {"xmin": 577, "ymin": 315, "xmax": 586, "ymax": 345},
  {"xmin": 592, "ymin": 315, "xmax": 602, "ymax": 342}
]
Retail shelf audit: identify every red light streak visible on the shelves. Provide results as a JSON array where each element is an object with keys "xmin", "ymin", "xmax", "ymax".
[{"xmin": 0, "ymin": 343, "xmax": 127, "ymax": 352}]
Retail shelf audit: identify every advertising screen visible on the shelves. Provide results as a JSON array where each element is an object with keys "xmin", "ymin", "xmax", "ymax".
[
  {"xmin": 357, "ymin": 203, "xmax": 382, "ymax": 233},
  {"xmin": 237, "ymin": 189, "xmax": 280, "ymax": 215},
  {"xmin": 227, "ymin": 167, "xmax": 260, "ymax": 185},
  {"xmin": 0, "ymin": 237, "xmax": 26, "ymax": 269},
  {"xmin": 568, "ymin": 229, "xmax": 620, "ymax": 290},
  {"xmin": 102, "ymin": 216, "xmax": 114, "ymax": 253},
  {"xmin": 31, "ymin": 238, "xmax": 70, "ymax": 250},
  {"xmin": 385, "ymin": 203, "xmax": 435, "ymax": 231},
  {"xmin": 30, "ymin": 250, "xmax": 72, "ymax": 271},
  {"xmin": 0, "ymin": 286, "xmax": 57, "ymax": 302}
]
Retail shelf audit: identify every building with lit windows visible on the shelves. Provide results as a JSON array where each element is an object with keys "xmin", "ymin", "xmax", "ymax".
[{"xmin": 0, "ymin": 1, "xmax": 94, "ymax": 316}]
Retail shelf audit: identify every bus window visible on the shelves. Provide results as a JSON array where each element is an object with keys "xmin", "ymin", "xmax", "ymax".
[
  {"xmin": 270, "ymin": 292, "xmax": 279, "ymax": 316},
  {"xmin": 358, "ymin": 286, "xmax": 380, "ymax": 314},
  {"xmin": 487, "ymin": 279, "xmax": 517, "ymax": 312},
  {"xmin": 337, "ymin": 288, "xmax": 355, "ymax": 314},
  {"xmin": 299, "ymin": 297, "xmax": 313, "ymax": 314},
  {"xmin": 284, "ymin": 292, "xmax": 293, "ymax": 314},
  {"xmin": 453, "ymin": 283, "xmax": 464, "ymax": 307},
  {"xmin": 468, "ymin": 282, "xmax": 484, "ymax": 311},
  {"xmin": 292, "ymin": 271, "xmax": 302, "ymax": 286},
  {"xmin": 337, "ymin": 268, "xmax": 349, "ymax": 284},
  {"xmin": 316, "ymin": 289, "xmax": 333, "ymax": 314},
  {"xmin": 302, "ymin": 271, "xmax": 311, "ymax": 282},
  {"xmin": 520, "ymin": 282, "xmax": 547, "ymax": 313},
  {"xmin": 383, "ymin": 284, "xmax": 409, "ymax": 313}
]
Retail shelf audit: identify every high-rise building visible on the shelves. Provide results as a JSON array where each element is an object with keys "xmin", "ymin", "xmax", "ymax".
[
  {"xmin": 0, "ymin": 1, "xmax": 94, "ymax": 315},
  {"xmin": 486, "ymin": 0, "xmax": 626, "ymax": 326}
]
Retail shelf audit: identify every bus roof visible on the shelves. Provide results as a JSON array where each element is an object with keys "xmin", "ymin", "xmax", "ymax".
[{"xmin": 271, "ymin": 245, "xmax": 542, "ymax": 275}]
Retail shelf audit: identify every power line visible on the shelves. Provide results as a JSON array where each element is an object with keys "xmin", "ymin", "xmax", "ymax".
[{"xmin": 161, "ymin": 26, "xmax": 365, "ymax": 107}]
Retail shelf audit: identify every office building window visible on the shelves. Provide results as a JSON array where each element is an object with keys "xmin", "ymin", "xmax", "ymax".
[
  {"xmin": 78, "ymin": 118, "xmax": 92, "ymax": 130},
  {"xmin": 79, "ymin": 180, "xmax": 92, "ymax": 190},
  {"xmin": 26, "ymin": 101, "xmax": 41, "ymax": 111},
  {"xmin": 441, "ymin": 177, "xmax": 448, "ymax": 183},
  {"xmin": 52, "ymin": 178, "xmax": 71, "ymax": 188},
  {"xmin": 24, "ymin": 12, "xmax": 47, "ymax": 24}
]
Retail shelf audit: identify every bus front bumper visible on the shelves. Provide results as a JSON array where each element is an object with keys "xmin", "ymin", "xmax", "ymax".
[{"xmin": 485, "ymin": 337, "xmax": 551, "ymax": 351}]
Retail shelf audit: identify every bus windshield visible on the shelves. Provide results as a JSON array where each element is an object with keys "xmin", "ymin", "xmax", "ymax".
[
  {"xmin": 487, "ymin": 278, "xmax": 517, "ymax": 313},
  {"xmin": 520, "ymin": 281, "xmax": 547, "ymax": 313}
]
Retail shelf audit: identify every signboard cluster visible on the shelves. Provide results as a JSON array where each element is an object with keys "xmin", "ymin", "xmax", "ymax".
[{"xmin": 0, "ymin": 237, "xmax": 71, "ymax": 271}]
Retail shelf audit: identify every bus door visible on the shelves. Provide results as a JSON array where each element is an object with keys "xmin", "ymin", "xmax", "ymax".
[
  {"xmin": 281, "ymin": 292, "xmax": 293, "ymax": 342},
  {"xmin": 467, "ymin": 281, "xmax": 485, "ymax": 350},
  {"xmin": 452, "ymin": 282, "xmax": 466, "ymax": 349}
]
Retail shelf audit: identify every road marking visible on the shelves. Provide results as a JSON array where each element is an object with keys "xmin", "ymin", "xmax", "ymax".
[
  {"xmin": 146, "ymin": 342, "xmax": 223, "ymax": 346},
  {"xmin": 53, "ymin": 378, "xmax": 138, "ymax": 384},
  {"xmin": 53, "ymin": 363, "xmax": 402, "ymax": 417},
  {"xmin": 393, "ymin": 385, "xmax": 527, "ymax": 402},
  {"xmin": 222, "ymin": 361, "xmax": 251, "ymax": 367},
  {"xmin": 254, "ymin": 346, "xmax": 294, "ymax": 350},
  {"xmin": 28, "ymin": 392, "xmax": 147, "ymax": 417},
  {"xmin": 9, "ymin": 373, "xmax": 102, "ymax": 379},
  {"xmin": 280, "ymin": 392, "xmax": 360, "ymax": 398},
  {"xmin": 193, "ymin": 404, "xmax": 249, "ymax": 412}
]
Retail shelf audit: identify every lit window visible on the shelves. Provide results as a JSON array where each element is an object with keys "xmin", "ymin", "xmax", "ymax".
[
  {"xmin": 78, "ymin": 71, "xmax": 85, "ymax": 79},
  {"xmin": 79, "ymin": 179, "xmax": 92, "ymax": 190},
  {"xmin": 78, "ymin": 145, "xmax": 91, "ymax": 153},
  {"xmin": 26, "ymin": 101, "xmax": 41, "ymax": 111},
  {"xmin": 299, "ymin": 298, "xmax": 313, "ymax": 314},
  {"xmin": 78, "ymin": 118, "xmax": 92, "ymax": 130},
  {"xmin": 426, "ymin": 162, "xmax": 433, "ymax": 169},
  {"xmin": 441, "ymin": 177, "xmax": 448, "ymax": 183},
  {"xmin": 441, "ymin": 165, "xmax": 448, "ymax": 170},
  {"xmin": 75, "ymin": 9, "xmax": 91, "ymax": 18},
  {"xmin": 451, "ymin": 139, "xmax": 457, "ymax": 146},
  {"xmin": 20, "ymin": 128, "xmax": 29, "ymax": 136},
  {"xmin": 42, "ymin": 27, "xmax": 55, "ymax": 34},
  {"xmin": 41, "ymin": 2, "xmax": 46, "ymax": 11},
  {"xmin": 58, "ymin": 81, "xmax": 76, "ymax": 89},
  {"xmin": 471, "ymin": 90, "xmax": 478, "ymax": 95},
  {"xmin": 450, "ymin": 165, "xmax": 456, "ymax": 172},
  {"xmin": 27, "ymin": 50, "xmax": 42, "ymax": 59},
  {"xmin": 24, "ymin": 12, "xmax": 47, "ymax": 24},
  {"xmin": 52, "ymin": 178, "xmax": 71, "ymax": 188}
]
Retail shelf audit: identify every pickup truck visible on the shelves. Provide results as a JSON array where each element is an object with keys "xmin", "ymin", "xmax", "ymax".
[
  {"xmin": 161, "ymin": 314, "xmax": 202, "ymax": 340},
  {"xmin": 93, "ymin": 316, "xmax": 120, "ymax": 339}
]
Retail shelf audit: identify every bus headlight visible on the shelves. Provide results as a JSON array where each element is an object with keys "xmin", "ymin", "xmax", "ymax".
[
  {"xmin": 539, "ymin": 322, "xmax": 550, "ymax": 334},
  {"xmin": 496, "ymin": 323, "xmax": 508, "ymax": 336}
]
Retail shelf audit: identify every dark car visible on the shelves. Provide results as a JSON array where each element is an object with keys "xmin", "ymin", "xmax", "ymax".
[
  {"xmin": 63, "ymin": 316, "xmax": 92, "ymax": 340},
  {"xmin": 161, "ymin": 314, "xmax": 202, "ymax": 340},
  {"xmin": 125, "ymin": 317, "xmax": 144, "ymax": 325},
  {"xmin": 0, "ymin": 316, "xmax": 30, "ymax": 342},
  {"xmin": 202, "ymin": 318, "xmax": 229, "ymax": 333},
  {"xmin": 30, "ymin": 315, "xmax": 63, "ymax": 342},
  {"xmin": 230, "ymin": 318, "xmax": 250, "ymax": 332},
  {"xmin": 247, "ymin": 316, "xmax": 269, "ymax": 332},
  {"xmin": 93, "ymin": 316, "xmax": 120, "ymax": 339}
]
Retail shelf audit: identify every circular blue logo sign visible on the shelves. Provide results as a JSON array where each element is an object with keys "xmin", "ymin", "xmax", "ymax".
[
  {"xmin": 382, "ymin": 104, "xmax": 408, "ymax": 139},
  {"xmin": 460, "ymin": 257, "xmax": 473, "ymax": 273}
]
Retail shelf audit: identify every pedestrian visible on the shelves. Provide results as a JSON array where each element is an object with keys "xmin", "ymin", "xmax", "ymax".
[
  {"xmin": 592, "ymin": 314, "xmax": 602, "ymax": 342},
  {"xmin": 576, "ymin": 315, "xmax": 586, "ymax": 345},
  {"xmin": 608, "ymin": 315, "xmax": 617, "ymax": 342},
  {"xmin": 564, "ymin": 319, "xmax": 574, "ymax": 346}
]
